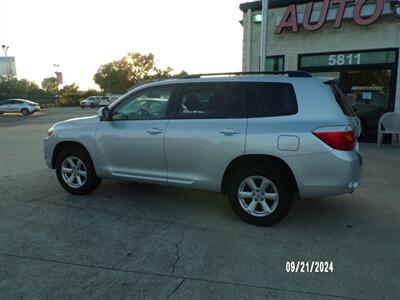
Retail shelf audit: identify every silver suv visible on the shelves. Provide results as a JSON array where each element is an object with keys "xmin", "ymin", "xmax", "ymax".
[{"xmin": 44, "ymin": 72, "xmax": 362, "ymax": 226}]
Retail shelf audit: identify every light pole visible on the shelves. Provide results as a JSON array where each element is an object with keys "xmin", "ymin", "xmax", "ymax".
[
  {"xmin": 1, "ymin": 44, "xmax": 10, "ymax": 57},
  {"xmin": 54, "ymin": 64, "xmax": 60, "ymax": 105},
  {"xmin": 259, "ymin": 0, "xmax": 269, "ymax": 72}
]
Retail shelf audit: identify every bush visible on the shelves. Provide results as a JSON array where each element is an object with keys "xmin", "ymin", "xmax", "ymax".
[{"xmin": 59, "ymin": 94, "xmax": 83, "ymax": 107}]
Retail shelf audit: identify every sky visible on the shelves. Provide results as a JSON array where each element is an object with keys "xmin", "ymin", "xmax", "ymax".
[{"xmin": 0, "ymin": 0, "xmax": 245, "ymax": 90}]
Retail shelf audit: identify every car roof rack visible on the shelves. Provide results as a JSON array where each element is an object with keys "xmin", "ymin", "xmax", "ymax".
[{"xmin": 180, "ymin": 71, "xmax": 313, "ymax": 79}]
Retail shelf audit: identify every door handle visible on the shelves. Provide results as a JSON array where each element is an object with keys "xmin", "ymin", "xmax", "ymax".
[
  {"xmin": 147, "ymin": 127, "xmax": 164, "ymax": 135},
  {"xmin": 220, "ymin": 128, "xmax": 240, "ymax": 135}
]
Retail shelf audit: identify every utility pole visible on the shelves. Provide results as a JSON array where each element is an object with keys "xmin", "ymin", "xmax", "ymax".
[
  {"xmin": 1, "ymin": 44, "xmax": 9, "ymax": 57},
  {"xmin": 259, "ymin": 0, "xmax": 269, "ymax": 72}
]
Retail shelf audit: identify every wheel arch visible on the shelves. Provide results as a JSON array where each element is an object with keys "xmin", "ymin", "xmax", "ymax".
[
  {"xmin": 52, "ymin": 141, "xmax": 94, "ymax": 170},
  {"xmin": 221, "ymin": 154, "xmax": 299, "ymax": 195}
]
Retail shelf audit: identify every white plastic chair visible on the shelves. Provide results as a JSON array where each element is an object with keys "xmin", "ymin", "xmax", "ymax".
[{"xmin": 377, "ymin": 112, "xmax": 400, "ymax": 147}]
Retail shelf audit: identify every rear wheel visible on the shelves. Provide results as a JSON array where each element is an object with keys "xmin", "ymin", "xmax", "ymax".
[
  {"xmin": 21, "ymin": 108, "xmax": 30, "ymax": 116},
  {"xmin": 90, "ymin": 103, "xmax": 95, "ymax": 108},
  {"xmin": 227, "ymin": 166, "xmax": 294, "ymax": 226},
  {"xmin": 55, "ymin": 147, "xmax": 101, "ymax": 195}
]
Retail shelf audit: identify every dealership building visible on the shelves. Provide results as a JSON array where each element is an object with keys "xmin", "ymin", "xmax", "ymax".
[{"xmin": 239, "ymin": 0, "xmax": 400, "ymax": 141}]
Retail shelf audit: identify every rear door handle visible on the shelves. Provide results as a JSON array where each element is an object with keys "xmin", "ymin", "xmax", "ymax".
[
  {"xmin": 220, "ymin": 128, "xmax": 240, "ymax": 135},
  {"xmin": 147, "ymin": 128, "xmax": 164, "ymax": 135}
]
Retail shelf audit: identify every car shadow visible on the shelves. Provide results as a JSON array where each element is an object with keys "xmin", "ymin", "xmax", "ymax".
[{"xmin": 66, "ymin": 179, "xmax": 362, "ymax": 232}]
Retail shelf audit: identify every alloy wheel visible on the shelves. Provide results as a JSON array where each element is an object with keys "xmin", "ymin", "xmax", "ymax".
[
  {"xmin": 238, "ymin": 176, "xmax": 279, "ymax": 217},
  {"xmin": 61, "ymin": 156, "xmax": 88, "ymax": 188}
]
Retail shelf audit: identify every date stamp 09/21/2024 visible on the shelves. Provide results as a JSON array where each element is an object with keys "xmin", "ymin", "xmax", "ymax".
[{"xmin": 286, "ymin": 261, "xmax": 334, "ymax": 273}]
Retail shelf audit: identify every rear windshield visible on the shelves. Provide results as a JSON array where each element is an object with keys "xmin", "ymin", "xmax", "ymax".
[{"xmin": 327, "ymin": 82, "xmax": 356, "ymax": 116}]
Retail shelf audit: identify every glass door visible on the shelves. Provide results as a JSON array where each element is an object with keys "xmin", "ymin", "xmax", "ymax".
[
  {"xmin": 300, "ymin": 49, "xmax": 398, "ymax": 143},
  {"xmin": 340, "ymin": 70, "xmax": 393, "ymax": 142},
  {"xmin": 309, "ymin": 68, "xmax": 395, "ymax": 143}
]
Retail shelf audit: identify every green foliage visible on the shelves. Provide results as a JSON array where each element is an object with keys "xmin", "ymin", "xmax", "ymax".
[
  {"xmin": 94, "ymin": 52, "xmax": 187, "ymax": 94},
  {"xmin": 59, "ymin": 83, "xmax": 82, "ymax": 106},
  {"xmin": 0, "ymin": 76, "xmax": 54, "ymax": 103},
  {"xmin": 59, "ymin": 83, "xmax": 79, "ymax": 96},
  {"xmin": 83, "ymin": 89, "xmax": 100, "ymax": 98},
  {"xmin": 41, "ymin": 77, "xmax": 58, "ymax": 94}
]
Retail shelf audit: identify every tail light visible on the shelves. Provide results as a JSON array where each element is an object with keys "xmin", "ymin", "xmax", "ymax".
[{"xmin": 313, "ymin": 127, "xmax": 355, "ymax": 151}]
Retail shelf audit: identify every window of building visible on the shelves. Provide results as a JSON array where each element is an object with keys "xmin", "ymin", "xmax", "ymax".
[{"xmin": 266, "ymin": 56, "xmax": 284, "ymax": 72}]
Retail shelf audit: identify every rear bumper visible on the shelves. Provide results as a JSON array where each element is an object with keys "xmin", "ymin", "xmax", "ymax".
[
  {"xmin": 286, "ymin": 150, "xmax": 362, "ymax": 199},
  {"xmin": 29, "ymin": 106, "xmax": 40, "ymax": 112}
]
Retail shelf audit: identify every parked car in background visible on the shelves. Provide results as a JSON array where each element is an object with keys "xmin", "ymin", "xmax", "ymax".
[
  {"xmin": 80, "ymin": 96, "xmax": 100, "ymax": 108},
  {"xmin": 98, "ymin": 95, "xmax": 121, "ymax": 107},
  {"xmin": 0, "ymin": 99, "xmax": 41, "ymax": 115},
  {"xmin": 98, "ymin": 96, "xmax": 111, "ymax": 107},
  {"xmin": 44, "ymin": 72, "xmax": 362, "ymax": 226}
]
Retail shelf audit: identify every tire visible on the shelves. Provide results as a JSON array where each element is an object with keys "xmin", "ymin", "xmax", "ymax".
[
  {"xmin": 21, "ymin": 108, "xmax": 30, "ymax": 116},
  {"xmin": 55, "ymin": 147, "xmax": 102, "ymax": 195},
  {"xmin": 81, "ymin": 106, "xmax": 85, "ymax": 109},
  {"xmin": 90, "ymin": 103, "xmax": 95, "ymax": 108},
  {"xmin": 227, "ymin": 165, "xmax": 294, "ymax": 226}
]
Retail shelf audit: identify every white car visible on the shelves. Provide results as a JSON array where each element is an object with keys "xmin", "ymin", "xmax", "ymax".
[
  {"xmin": 0, "ymin": 99, "xmax": 41, "ymax": 115},
  {"xmin": 80, "ymin": 96, "xmax": 100, "ymax": 108},
  {"xmin": 98, "ymin": 95, "xmax": 121, "ymax": 107}
]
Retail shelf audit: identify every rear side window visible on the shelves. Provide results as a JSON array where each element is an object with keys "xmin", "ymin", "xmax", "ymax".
[
  {"xmin": 174, "ymin": 83, "xmax": 246, "ymax": 119},
  {"xmin": 327, "ymin": 82, "xmax": 356, "ymax": 116},
  {"xmin": 247, "ymin": 83, "xmax": 298, "ymax": 118}
]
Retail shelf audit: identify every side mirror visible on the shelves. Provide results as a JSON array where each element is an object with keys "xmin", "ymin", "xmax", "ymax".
[{"xmin": 98, "ymin": 107, "xmax": 111, "ymax": 121}]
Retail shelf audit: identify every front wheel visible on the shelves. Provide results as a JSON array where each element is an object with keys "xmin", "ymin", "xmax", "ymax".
[
  {"xmin": 55, "ymin": 147, "xmax": 102, "ymax": 195},
  {"xmin": 21, "ymin": 108, "xmax": 30, "ymax": 115},
  {"xmin": 227, "ymin": 166, "xmax": 294, "ymax": 226}
]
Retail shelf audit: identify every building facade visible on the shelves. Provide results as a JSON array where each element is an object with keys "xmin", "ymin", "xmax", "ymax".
[{"xmin": 240, "ymin": 0, "xmax": 400, "ymax": 141}]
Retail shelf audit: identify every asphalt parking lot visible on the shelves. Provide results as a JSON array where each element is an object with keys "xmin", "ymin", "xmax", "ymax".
[{"xmin": 0, "ymin": 107, "xmax": 399, "ymax": 299}]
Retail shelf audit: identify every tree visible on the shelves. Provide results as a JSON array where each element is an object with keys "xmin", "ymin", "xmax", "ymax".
[
  {"xmin": 41, "ymin": 77, "xmax": 58, "ymax": 94},
  {"xmin": 58, "ymin": 83, "xmax": 81, "ymax": 106},
  {"xmin": 82, "ymin": 89, "xmax": 100, "ymax": 98},
  {"xmin": 0, "ymin": 76, "xmax": 42, "ymax": 99},
  {"xmin": 93, "ymin": 52, "xmax": 187, "ymax": 94},
  {"xmin": 59, "ymin": 83, "xmax": 79, "ymax": 96}
]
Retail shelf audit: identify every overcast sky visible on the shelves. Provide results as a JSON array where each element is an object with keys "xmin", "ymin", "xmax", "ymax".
[{"xmin": 0, "ymin": 0, "xmax": 244, "ymax": 90}]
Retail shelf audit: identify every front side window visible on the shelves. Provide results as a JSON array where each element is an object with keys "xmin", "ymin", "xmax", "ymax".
[
  {"xmin": 174, "ymin": 83, "xmax": 246, "ymax": 119},
  {"xmin": 247, "ymin": 83, "xmax": 298, "ymax": 118},
  {"xmin": 112, "ymin": 86, "xmax": 173, "ymax": 121}
]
